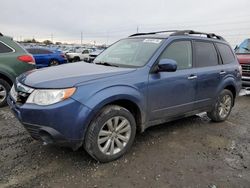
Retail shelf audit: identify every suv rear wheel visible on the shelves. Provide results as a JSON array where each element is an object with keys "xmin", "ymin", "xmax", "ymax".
[
  {"xmin": 0, "ymin": 79, "xmax": 11, "ymax": 107},
  {"xmin": 84, "ymin": 105, "xmax": 136, "ymax": 162},
  {"xmin": 207, "ymin": 89, "xmax": 233, "ymax": 122}
]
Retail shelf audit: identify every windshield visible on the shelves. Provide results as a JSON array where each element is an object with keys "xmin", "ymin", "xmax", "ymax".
[
  {"xmin": 235, "ymin": 39, "xmax": 250, "ymax": 54},
  {"xmin": 94, "ymin": 38, "xmax": 163, "ymax": 67}
]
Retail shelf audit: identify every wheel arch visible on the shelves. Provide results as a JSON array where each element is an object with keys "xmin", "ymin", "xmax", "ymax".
[
  {"xmin": 220, "ymin": 77, "xmax": 239, "ymax": 106},
  {"xmin": 0, "ymin": 71, "xmax": 14, "ymax": 86},
  {"xmin": 79, "ymin": 85, "xmax": 147, "ymax": 141},
  {"xmin": 224, "ymin": 84, "xmax": 236, "ymax": 99},
  {"xmin": 89, "ymin": 95, "xmax": 145, "ymax": 132}
]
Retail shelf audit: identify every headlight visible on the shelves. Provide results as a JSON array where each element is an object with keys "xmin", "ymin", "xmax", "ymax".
[{"xmin": 26, "ymin": 88, "xmax": 76, "ymax": 106}]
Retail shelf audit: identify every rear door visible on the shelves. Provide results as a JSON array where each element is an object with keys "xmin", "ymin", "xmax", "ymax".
[
  {"xmin": 193, "ymin": 40, "xmax": 222, "ymax": 109},
  {"xmin": 216, "ymin": 42, "xmax": 241, "ymax": 88},
  {"xmin": 35, "ymin": 49, "xmax": 52, "ymax": 67},
  {"xmin": 31, "ymin": 49, "xmax": 43, "ymax": 67},
  {"xmin": 148, "ymin": 40, "xmax": 197, "ymax": 121}
]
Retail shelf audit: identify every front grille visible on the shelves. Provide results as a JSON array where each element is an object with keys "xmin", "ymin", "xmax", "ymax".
[
  {"xmin": 16, "ymin": 91, "xmax": 30, "ymax": 104},
  {"xmin": 24, "ymin": 124, "xmax": 40, "ymax": 139},
  {"xmin": 11, "ymin": 81, "xmax": 34, "ymax": 105},
  {"xmin": 241, "ymin": 64, "xmax": 250, "ymax": 73}
]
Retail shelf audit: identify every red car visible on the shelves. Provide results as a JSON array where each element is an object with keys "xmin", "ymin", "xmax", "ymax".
[{"xmin": 235, "ymin": 39, "xmax": 250, "ymax": 87}]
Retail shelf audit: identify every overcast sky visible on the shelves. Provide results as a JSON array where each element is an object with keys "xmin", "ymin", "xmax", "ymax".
[{"xmin": 1, "ymin": 0, "xmax": 250, "ymax": 46}]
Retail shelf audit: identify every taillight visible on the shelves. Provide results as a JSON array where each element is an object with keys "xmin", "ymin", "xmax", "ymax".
[
  {"xmin": 18, "ymin": 55, "xmax": 35, "ymax": 65},
  {"xmin": 60, "ymin": 54, "xmax": 66, "ymax": 59}
]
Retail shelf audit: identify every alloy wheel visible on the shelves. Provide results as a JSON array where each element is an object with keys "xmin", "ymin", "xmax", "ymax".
[
  {"xmin": 0, "ymin": 84, "xmax": 7, "ymax": 103},
  {"xmin": 98, "ymin": 116, "xmax": 131, "ymax": 156},
  {"xmin": 50, "ymin": 60, "xmax": 59, "ymax": 66},
  {"xmin": 218, "ymin": 94, "xmax": 232, "ymax": 119}
]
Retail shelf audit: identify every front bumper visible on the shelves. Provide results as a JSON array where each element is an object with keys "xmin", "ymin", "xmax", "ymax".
[{"xmin": 7, "ymin": 96, "xmax": 92, "ymax": 150}]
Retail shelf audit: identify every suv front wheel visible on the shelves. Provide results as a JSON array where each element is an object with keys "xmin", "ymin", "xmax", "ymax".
[
  {"xmin": 84, "ymin": 105, "xmax": 136, "ymax": 162},
  {"xmin": 207, "ymin": 89, "xmax": 233, "ymax": 122},
  {"xmin": 0, "ymin": 79, "xmax": 11, "ymax": 107}
]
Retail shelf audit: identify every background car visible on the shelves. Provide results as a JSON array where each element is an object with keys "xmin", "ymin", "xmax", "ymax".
[
  {"xmin": 235, "ymin": 39, "xmax": 250, "ymax": 87},
  {"xmin": 0, "ymin": 33, "xmax": 35, "ymax": 107},
  {"xmin": 26, "ymin": 48, "xmax": 68, "ymax": 68},
  {"xmin": 66, "ymin": 49, "xmax": 93, "ymax": 62},
  {"xmin": 88, "ymin": 49, "xmax": 104, "ymax": 63}
]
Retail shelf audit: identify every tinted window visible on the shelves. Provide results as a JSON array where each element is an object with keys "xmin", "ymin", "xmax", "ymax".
[
  {"xmin": 36, "ymin": 49, "xmax": 52, "ymax": 54},
  {"xmin": 26, "ymin": 48, "xmax": 52, "ymax": 54},
  {"xmin": 82, "ymin": 50, "xmax": 89, "ymax": 54},
  {"xmin": 159, "ymin": 41, "xmax": 192, "ymax": 70},
  {"xmin": 216, "ymin": 43, "xmax": 235, "ymax": 64},
  {"xmin": 26, "ymin": 48, "xmax": 37, "ymax": 54},
  {"xmin": 195, "ymin": 41, "xmax": 218, "ymax": 67},
  {"xmin": 0, "ymin": 42, "xmax": 13, "ymax": 53}
]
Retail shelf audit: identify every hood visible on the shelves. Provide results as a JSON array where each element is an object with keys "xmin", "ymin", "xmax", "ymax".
[
  {"xmin": 236, "ymin": 54, "xmax": 250, "ymax": 64},
  {"xmin": 18, "ymin": 62, "xmax": 136, "ymax": 89}
]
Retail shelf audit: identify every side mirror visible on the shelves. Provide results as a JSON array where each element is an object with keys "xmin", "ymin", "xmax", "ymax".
[{"xmin": 158, "ymin": 59, "xmax": 177, "ymax": 72}]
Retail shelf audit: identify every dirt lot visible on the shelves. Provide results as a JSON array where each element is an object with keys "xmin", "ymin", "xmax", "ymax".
[{"xmin": 0, "ymin": 96, "xmax": 250, "ymax": 188}]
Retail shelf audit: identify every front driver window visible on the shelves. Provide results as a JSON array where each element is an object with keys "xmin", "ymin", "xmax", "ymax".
[{"xmin": 159, "ymin": 41, "xmax": 192, "ymax": 70}]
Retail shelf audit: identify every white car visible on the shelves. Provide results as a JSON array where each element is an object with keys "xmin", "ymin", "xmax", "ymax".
[{"xmin": 66, "ymin": 49, "xmax": 93, "ymax": 62}]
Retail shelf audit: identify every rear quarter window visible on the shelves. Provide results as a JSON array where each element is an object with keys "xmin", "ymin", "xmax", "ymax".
[
  {"xmin": 0, "ymin": 42, "xmax": 13, "ymax": 53},
  {"xmin": 194, "ymin": 41, "xmax": 219, "ymax": 67},
  {"xmin": 216, "ymin": 43, "xmax": 235, "ymax": 64}
]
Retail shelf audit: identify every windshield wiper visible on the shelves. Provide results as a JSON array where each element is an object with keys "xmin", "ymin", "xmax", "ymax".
[
  {"xmin": 95, "ymin": 61, "xmax": 118, "ymax": 67},
  {"xmin": 242, "ymin": 47, "xmax": 250, "ymax": 52}
]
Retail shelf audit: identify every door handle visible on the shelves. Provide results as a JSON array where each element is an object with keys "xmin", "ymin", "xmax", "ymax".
[
  {"xmin": 220, "ymin": 71, "xmax": 226, "ymax": 75},
  {"xmin": 188, "ymin": 75, "xmax": 197, "ymax": 80}
]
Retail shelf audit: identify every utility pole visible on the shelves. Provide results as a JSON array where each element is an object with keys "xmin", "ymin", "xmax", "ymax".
[
  {"xmin": 81, "ymin": 31, "xmax": 83, "ymax": 45},
  {"xmin": 136, "ymin": 26, "xmax": 139, "ymax": 33},
  {"xmin": 106, "ymin": 31, "xmax": 109, "ymax": 46}
]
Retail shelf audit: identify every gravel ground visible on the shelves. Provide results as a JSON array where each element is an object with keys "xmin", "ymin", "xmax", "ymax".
[{"xmin": 0, "ymin": 96, "xmax": 250, "ymax": 188}]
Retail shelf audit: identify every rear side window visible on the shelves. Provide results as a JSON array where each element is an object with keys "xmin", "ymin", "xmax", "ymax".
[
  {"xmin": 194, "ymin": 41, "xmax": 218, "ymax": 67},
  {"xmin": 159, "ymin": 41, "xmax": 192, "ymax": 70},
  {"xmin": 0, "ymin": 42, "xmax": 13, "ymax": 53},
  {"xmin": 36, "ymin": 49, "xmax": 52, "ymax": 54},
  {"xmin": 216, "ymin": 43, "xmax": 235, "ymax": 64},
  {"xmin": 26, "ymin": 48, "xmax": 37, "ymax": 54}
]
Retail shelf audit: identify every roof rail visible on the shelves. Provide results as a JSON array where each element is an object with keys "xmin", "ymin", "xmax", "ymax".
[
  {"xmin": 129, "ymin": 30, "xmax": 178, "ymax": 37},
  {"xmin": 170, "ymin": 30, "xmax": 225, "ymax": 41},
  {"xmin": 129, "ymin": 30, "xmax": 225, "ymax": 41}
]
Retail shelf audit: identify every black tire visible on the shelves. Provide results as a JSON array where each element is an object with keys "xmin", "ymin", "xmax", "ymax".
[
  {"xmin": 49, "ymin": 60, "xmax": 59, "ymax": 66},
  {"xmin": 73, "ymin": 57, "xmax": 80, "ymax": 62},
  {"xmin": 207, "ymin": 89, "xmax": 234, "ymax": 122},
  {"xmin": 84, "ymin": 105, "xmax": 136, "ymax": 163},
  {"xmin": 0, "ymin": 79, "xmax": 11, "ymax": 107}
]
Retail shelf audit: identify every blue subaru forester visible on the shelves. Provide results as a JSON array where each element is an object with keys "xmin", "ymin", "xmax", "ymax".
[{"xmin": 8, "ymin": 30, "xmax": 242, "ymax": 162}]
